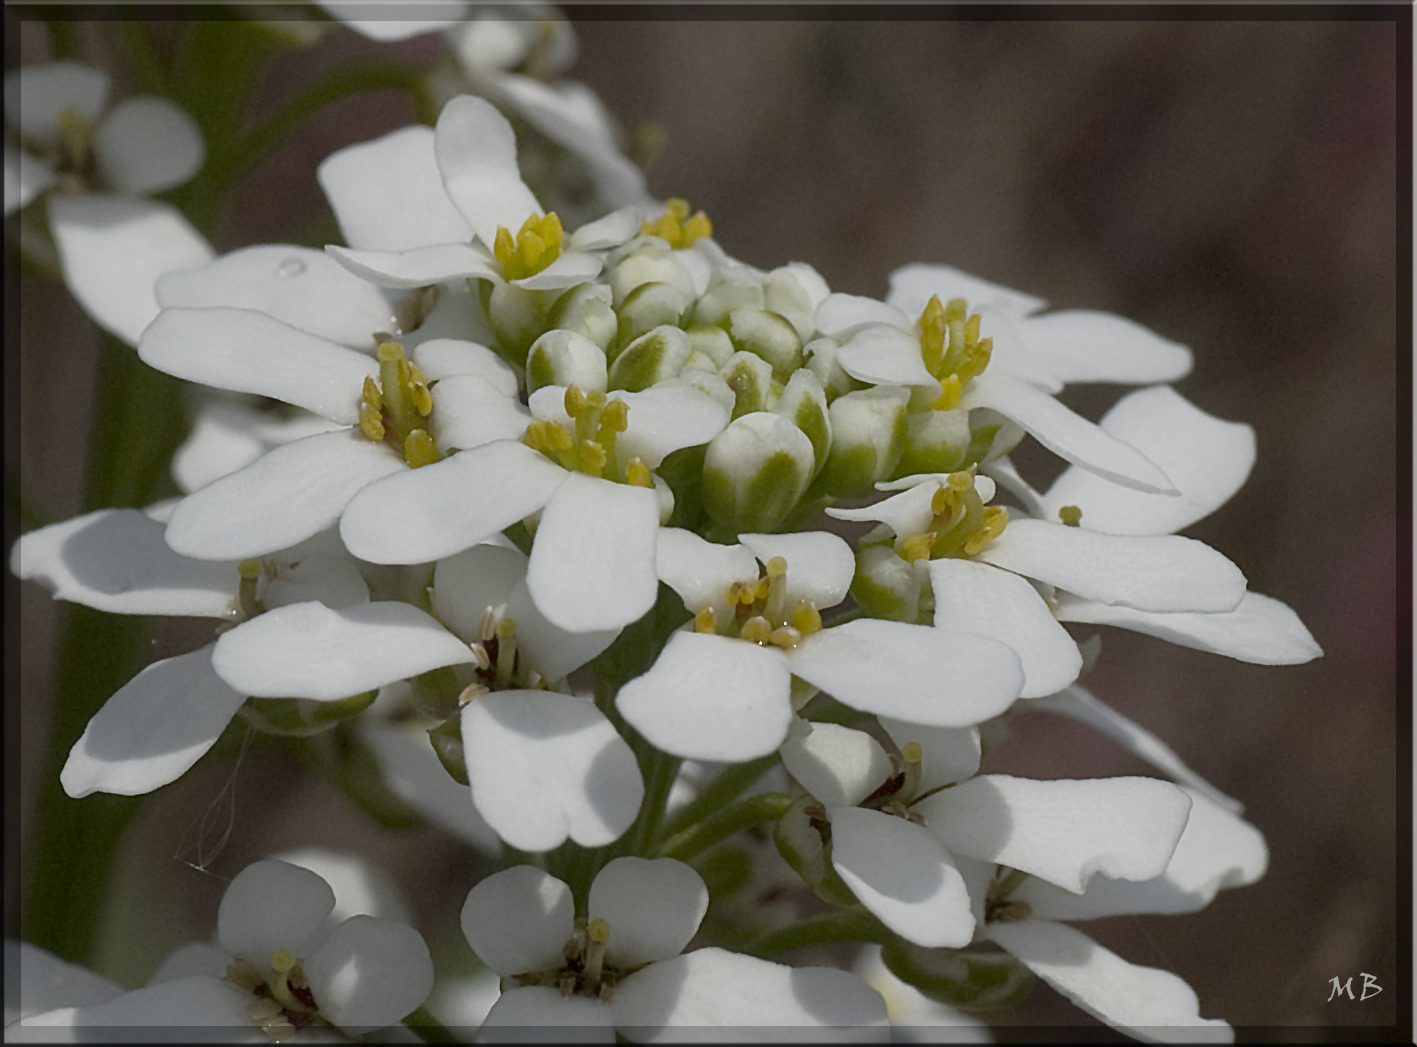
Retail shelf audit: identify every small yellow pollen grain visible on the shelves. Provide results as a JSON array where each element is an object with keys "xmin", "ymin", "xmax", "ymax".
[
  {"xmin": 900, "ymin": 741, "xmax": 923, "ymax": 765},
  {"xmin": 694, "ymin": 607, "xmax": 718, "ymax": 633},
  {"xmin": 739, "ymin": 616, "xmax": 773, "ymax": 645},
  {"xmin": 359, "ymin": 401, "xmax": 386, "ymax": 441},
  {"xmin": 587, "ymin": 918, "xmax": 611, "ymax": 944},
  {"xmin": 362, "ymin": 375, "xmax": 383, "ymax": 412},
  {"xmin": 1058, "ymin": 505, "xmax": 1083, "ymax": 527}
]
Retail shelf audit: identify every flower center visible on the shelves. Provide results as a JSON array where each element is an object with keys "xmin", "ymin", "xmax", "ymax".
[
  {"xmin": 522, "ymin": 384, "xmax": 654, "ymax": 487},
  {"xmin": 639, "ymin": 197, "xmax": 712, "ymax": 249},
  {"xmin": 224, "ymin": 949, "xmax": 322, "ymax": 1042},
  {"xmin": 495, "ymin": 211, "xmax": 564, "ymax": 281},
  {"xmin": 916, "ymin": 295, "xmax": 993, "ymax": 411},
  {"xmin": 895, "ymin": 466, "xmax": 1008, "ymax": 563},
  {"xmin": 358, "ymin": 341, "xmax": 443, "ymax": 468},
  {"xmin": 457, "ymin": 607, "xmax": 554, "ymax": 701},
  {"xmin": 694, "ymin": 555, "xmax": 824, "ymax": 650},
  {"xmin": 507, "ymin": 917, "xmax": 621, "ymax": 1003}
]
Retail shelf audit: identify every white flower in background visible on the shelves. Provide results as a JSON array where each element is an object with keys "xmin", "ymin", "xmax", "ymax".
[
  {"xmin": 4, "ymin": 940, "xmax": 123, "ymax": 1029},
  {"xmin": 462, "ymin": 857, "xmax": 889, "ymax": 1040},
  {"xmin": 615, "ymin": 528, "xmax": 1024, "ymax": 762},
  {"xmin": 19, "ymin": 859, "xmax": 434, "ymax": 1040},
  {"xmin": 4, "ymin": 61, "xmax": 212, "ymax": 343}
]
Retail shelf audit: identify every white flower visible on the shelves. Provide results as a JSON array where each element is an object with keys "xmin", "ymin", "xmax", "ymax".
[
  {"xmin": 5, "ymin": 61, "xmax": 213, "ymax": 344},
  {"xmin": 615, "ymin": 529, "xmax": 1024, "ymax": 762},
  {"xmin": 462, "ymin": 858, "xmax": 889, "ymax": 1040},
  {"xmin": 18, "ymin": 859, "xmax": 434, "ymax": 1039},
  {"xmin": 4, "ymin": 940, "xmax": 123, "ymax": 1028},
  {"xmin": 850, "ymin": 945, "xmax": 992, "ymax": 1044}
]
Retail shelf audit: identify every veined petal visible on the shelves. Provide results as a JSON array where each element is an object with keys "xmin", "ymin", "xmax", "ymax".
[
  {"xmin": 962, "ymin": 374, "xmax": 1177, "ymax": 494},
  {"xmin": 429, "ymin": 373, "xmax": 532, "ymax": 452},
  {"xmin": 96, "ymin": 95, "xmax": 203, "ymax": 195},
  {"xmin": 655, "ymin": 527, "xmax": 760, "ymax": 622},
  {"xmin": 340, "ymin": 440, "xmax": 566, "ymax": 564},
  {"xmin": 326, "ymin": 241, "xmax": 499, "ymax": 289},
  {"xmin": 139, "ymin": 307, "xmax": 379, "ymax": 423},
  {"xmin": 985, "ymin": 920, "xmax": 1232, "ymax": 1043},
  {"xmin": 919, "ymin": 775, "xmax": 1192, "ymax": 894},
  {"xmin": 50, "ymin": 194, "xmax": 214, "ymax": 346},
  {"xmin": 828, "ymin": 807, "xmax": 975, "ymax": 949},
  {"xmin": 739, "ymin": 531, "xmax": 855, "ymax": 611},
  {"xmin": 589, "ymin": 857, "xmax": 709, "ymax": 968},
  {"xmin": 460, "ymin": 866, "xmax": 575, "ymax": 976},
  {"xmin": 975, "ymin": 518, "xmax": 1248, "ymax": 613},
  {"xmin": 463, "ymin": 691, "xmax": 643, "ymax": 852},
  {"xmin": 165, "ymin": 429, "xmax": 403, "ymax": 560},
  {"xmin": 157, "ymin": 245, "xmax": 401, "ymax": 348},
  {"xmin": 219, "ymin": 859, "xmax": 336, "ymax": 966},
  {"xmin": 780, "ymin": 721, "xmax": 893, "ymax": 808},
  {"xmin": 304, "ymin": 916, "xmax": 434, "ymax": 1034},
  {"xmin": 612, "ymin": 947, "xmax": 890, "ymax": 1038},
  {"xmin": 788, "ymin": 619, "xmax": 1023, "ymax": 727},
  {"xmin": 886, "ymin": 263, "xmax": 1048, "ymax": 321},
  {"xmin": 616, "ymin": 632, "xmax": 793, "ymax": 761},
  {"xmin": 1019, "ymin": 311, "xmax": 1193, "ymax": 386},
  {"xmin": 526, "ymin": 473, "xmax": 660, "ymax": 633},
  {"xmin": 928, "ymin": 559, "xmax": 1082, "ymax": 698},
  {"xmin": 60, "ymin": 645, "xmax": 245, "ymax": 798},
  {"xmin": 478, "ymin": 986, "xmax": 616, "ymax": 1042},
  {"xmin": 317, "ymin": 123, "xmax": 473, "ymax": 251},
  {"xmin": 1053, "ymin": 589, "xmax": 1322, "ymax": 664},
  {"xmin": 877, "ymin": 718, "xmax": 981, "ymax": 792},
  {"xmin": 17, "ymin": 976, "xmax": 256, "ymax": 1039},
  {"xmin": 6, "ymin": 62, "xmax": 110, "ymax": 143},
  {"xmin": 837, "ymin": 325, "xmax": 938, "ymax": 387},
  {"xmin": 13, "ymin": 508, "xmax": 240, "ymax": 618},
  {"xmin": 1016, "ymin": 787, "xmax": 1267, "ymax": 920},
  {"xmin": 507, "ymin": 579, "xmax": 619, "ymax": 683},
  {"xmin": 212, "ymin": 600, "xmax": 475, "ymax": 699},
  {"xmin": 1041, "ymin": 386, "xmax": 1254, "ymax": 535},
  {"xmin": 435, "ymin": 94, "xmax": 542, "ymax": 249}
]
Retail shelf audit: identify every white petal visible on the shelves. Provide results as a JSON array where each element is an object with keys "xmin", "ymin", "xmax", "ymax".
[
  {"xmin": 919, "ymin": 775, "xmax": 1193, "ymax": 894},
  {"xmin": 148, "ymin": 940, "xmax": 234, "ymax": 984},
  {"xmin": 214, "ymin": 600, "xmax": 474, "ymax": 700},
  {"xmin": 655, "ymin": 527, "xmax": 759, "ymax": 621},
  {"xmin": 506, "ymin": 579, "xmax": 618, "ymax": 682},
  {"xmin": 1054, "ymin": 589, "xmax": 1321, "ymax": 664},
  {"xmin": 826, "ymin": 481, "xmax": 939, "ymax": 538},
  {"xmin": 261, "ymin": 552, "xmax": 369, "ymax": 610},
  {"xmin": 1041, "ymin": 385, "xmax": 1254, "ymax": 535},
  {"xmin": 60, "ymin": 646, "xmax": 245, "ymax": 798},
  {"xmin": 928, "ymin": 558, "xmax": 1081, "ymax": 698},
  {"xmin": 875, "ymin": 472, "xmax": 995, "ymax": 499},
  {"xmin": 526, "ymin": 473, "xmax": 660, "ymax": 633},
  {"xmin": 10, "ymin": 940, "xmax": 123, "ymax": 1019},
  {"xmin": 567, "ymin": 204, "xmax": 646, "ymax": 251},
  {"xmin": 339, "ymin": 440, "xmax": 565, "ymax": 564},
  {"xmin": 95, "ymin": 95, "xmax": 203, "ymax": 195},
  {"xmin": 976, "ymin": 518, "xmax": 1247, "ymax": 613},
  {"xmin": 1024, "ymin": 685, "xmax": 1243, "ymax": 813},
  {"xmin": 815, "ymin": 292, "xmax": 912, "ymax": 338},
  {"xmin": 6, "ymin": 62, "xmax": 109, "ymax": 143},
  {"xmin": 612, "ymin": 947, "xmax": 890, "ymax": 1038},
  {"xmin": 985, "ymin": 921, "xmax": 1232, "ymax": 1043},
  {"xmin": 17, "ymin": 977, "xmax": 257, "ymax": 1039},
  {"xmin": 172, "ymin": 398, "xmax": 345, "ymax": 494},
  {"xmin": 7, "ymin": 143, "xmax": 55, "ymax": 213},
  {"xmin": 779, "ymin": 721, "xmax": 893, "ymax": 808},
  {"xmin": 463, "ymin": 691, "xmax": 643, "ymax": 851},
  {"xmin": 589, "ymin": 857, "xmax": 708, "ymax": 968},
  {"xmin": 413, "ymin": 337, "xmax": 519, "ymax": 394},
  {"xmin": 326, "ymin": 240, "xmax": 500, "ymax": 289},
  {"xmin": 49, "ymin": 194, "xmax": 213, "ymax": 345},
  {"xmin": 828, "ymin": 807, "xmax": 975, "ymax": 948},
  {"xmin": 219, "ymin": 859, "xmax": 336, "ymax": 964},
  {"xmin": 12, "ymin": 508, "xmax": 239, "ymax": 617},
  {"xmin": 615, "ymin": 383, "xmax": 731, "ymax": 469},
  {"xmin": 837, "ymin": 326, "xmax": 938, "ymax": 387},
  {"xmin": 156, "ymin": 245, "xmax": 400, "ymax": 348},
  {"xmin": 461, "ymin": 866, "xmax": 574, "ymax": 976},
  {"xmin": 788, "ymin": 620, "xmax": 1023, "ymax": 727},
  {"xmin": 318, "ymin": 123, "xmax": 473, "ymax": 251},
  {"xmin": 876, "ymin": 719, "xmax": 981, "ymax": 792},
  {"xmin": 432, "ymin": 543, "xmax": 527, "ymax": 641},
  {"xmin": 165, "ymin": 429, "xmax": 403, "ymax": 560},
  {"xmin": 886, "ymin": 263, "xmax": 1048, "ymax": 321},
  {"xmin": 435, "ymin": 94, "xmax": 541, "ymax": 249},
  {"xmin": 1016, "ymin": 787, "xmax": 1267, "ymax": 921},
  {"xmin": 963, "ymin": 373, "xmax": 1177, "ymax": 494},
  {"xmin": 616, "ymin": 632, "xmax": 793, "ymax": 761},
  {"xmin": 511, "ymin": 249, "xmax": 604, "ymax": 291},
  {"xmin": 738, "ymin": 531, "xmax": 855, "ymax": 611},
  {"xmin": 1020, "ymin": 311, "xmax": 1193, "ymax": 385},
  {"xmin": 271, "ymin": 846, "xmax": 413, "ymax": 926},
  {"xmin": 477, "ymin": 986, "xmax": 616, "ymax": 1042},
  {"xmin": 139, "ymin": 307, "xmax": 379, "ymax": 422},
  {"xmin": 304, "ymin": 916, "xmax": 433, "ymax": 1033},
  {"xmin": 429, "ymin": 373, "xmax": 531, "ymax": 452}
]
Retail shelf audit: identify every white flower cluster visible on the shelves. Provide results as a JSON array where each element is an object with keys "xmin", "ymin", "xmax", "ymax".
[{"xmin": 12, "ymin": 12, "xmax": 1321, "ymax": 1044}]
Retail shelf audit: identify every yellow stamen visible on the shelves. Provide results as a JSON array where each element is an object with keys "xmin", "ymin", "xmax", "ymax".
[
  {"xmin": 1058, "ymin": 505, "xmax": 1083, "ymax": 527},
  {"xmin": 739, "ymin": 616, "xmax": 773, "ymax": 645},
  {"xmin": 789, "ymin": 601, "xmax": 822, "ymax": 635},
  {"xmin": 962, "ymin": 506, "xmax": 1009, "ymax": 556},
  {"xmin": 358, "ymin": 401, "xmax": 385, "ymax": 441},
  {"xmin": 694, "ymin": 607, "xmax": 718, "ymax": 633},
  {"xmin": 898, "ymin": 532, "xmax": 936, "ymax": 563}
]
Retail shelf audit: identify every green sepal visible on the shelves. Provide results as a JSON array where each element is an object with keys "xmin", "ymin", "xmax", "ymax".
[
  {"xmin": 657, "ymin": 443, "xmax": 708, "ymax": 531},
  {"xmin": 484, "ymin": 281, "xmax": 544, "ymax": 370},
  {"xmin": 896, "ymin": 408, "xmax": 973, "ymax": 477},
  {"xmin": 236, "ymin": 689, "xmax": 378, "ymax": 737},
  {"xmin": 720, "ymin": 351, "xmax": 776, "ymax": 418},
  {"xmin": 702, "ymin": 415, "xmax": 815, "ymax": 535},
  {"xmin": 880, "ymin": 939, "xmax": 1036, "ymax": 1012},
  {"xmin": 608, "ymin": 325, "xmax": 691, "ymax": 392},
  {"xmin": 774, "ymin": 369, "xmax": 831, "ymax": 478},
  {"xmin": 816, "ymin": 387, "xmax": 909, "ymax": 497},
  {"xmin": 547, "ymin": 282, "xmax": 617, "ymax": 351},
  {"xmin": 613, "ymin": 281, "xmax": 690, "ymax": 355},
  {"xmin": 772, "ymin": 795, "xmax": 859, "ymax": 908},
  {"xmin": 850, "ymin": 542, "xmax": 924, "ymax": 623},
  {"xmin": 728, "ymin": 308, "xmax": 802, "ymax": 382},
  {"xmin": 428, "ymin": 717, "xmax": 469, "ymax": 786}
]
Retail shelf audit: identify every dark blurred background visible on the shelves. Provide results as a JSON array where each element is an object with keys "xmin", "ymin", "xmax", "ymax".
[{"xmin": 9, "ymin": 11, "xmax": 1403, "ymax": 1040}]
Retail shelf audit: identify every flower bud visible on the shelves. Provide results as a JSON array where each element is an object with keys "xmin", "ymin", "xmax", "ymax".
[
  {"xmin": 606, "ymin": 241, "xmax": 696, "ymax": 306},
  {"xmin": 527, "ymin": 329, "xmax": 609, "ymax": 395},
  {"xmin": 729, "ymin": 307, "xmax": 802, "ymax": 381},
  {"xmin": 773, "ymin": 795, "xmax": 859, "ymax": 908},
  {"xmin": 690, "ymin": 265, "xmax": 764, "ymax": 327},
  {"xmin": 763, "ymin": 262, "xmax": 830, "ymax": 342},
  {"xmin": 483, "ymin": 281, "xmax": 543, "ymax": 368},
  {"xmin": 685, "ymin": 323, "xmax": 735, "ymax": 369},
  {"xmin": 896, "ymin": 406, "xmax": 974, "ymax": 476},
  {"xmin": 720, "ymin": 350, "xmax": 777, "ymax": 417},
  {"xmin": 803, "ymin": 337, "xmax": 862, "ymax": 400},
  {"xmin": 614, "ymin": 281, "xmax": 692, "ymax": 350},
  {"xmin": 608, "ymin": 324, "xmax": 692, "ymax": 392},
  {"xmin": 547, "ymin": 282, "xmax": 617, "ymax": 350},
  {"xmin": 236, "ymin": 690, "xmax": 378, "ymax": 737},
  {"xmin": 703, "ymin": 412, "xmax": 816, "ymax": 533},
  {"xmin": 881, "ymin": 939, "xmax": 1035, "ymax": 1012},
  {"xmin": 851, "ymin": 542, "xmax": 925, "ymax": 623},
  {"xmin": 816, "ymin": 386, "xmax": 909, "ymax": 496},
  {"xmin": 773, "ymin": 369, "xmax": 831, "ymax": 477}
]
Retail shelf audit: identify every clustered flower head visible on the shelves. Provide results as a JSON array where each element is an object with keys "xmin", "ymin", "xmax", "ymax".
[{"xmin": 12, "ymin": 14, "xmax": 1322, "ymax": 1044}]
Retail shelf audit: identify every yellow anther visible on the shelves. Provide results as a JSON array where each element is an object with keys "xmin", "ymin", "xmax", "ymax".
[
  {"xmin": 587, "ymin": 918, "xmax": 611, "ymax": 944},
  {"xmin": 726, "ymin": 580, "xmax": 751, "ymax": 606},
  {"xmin": 403, "ymin": 429, "xmax": 442, "ymax": 469},
  {"xmin": 271, "ymin": 949, "xmax": 297, "ymax": 975},
  {"xmin": 577, "ymin": 439, "xmax": 608, "ymax": 476},
  {"xmin": 639, "ymin": 198, "xmax": 712, "ymax": 248},
  {"xmin": 478, "ymin": 608, "xmax": 499, "ymax": 643},
  {"xmin": 694, "ymin": 606, "xmax": 718, "ymax": 633},
  {"xmin": 470, "ymin": 641, "xmax": 492, "ymax": 671},
  {"xmin": 666, "ymin": 198, "xmax": 690, "ymax": 221},
  {"xmin": 359, "ymin": 401, "xmax": 386, "ymax": 441},
  {"xmin": 494, "ymin": 226, "xmax": 516, "ymax": 269},
  {"xmin": 565, "ymin": 384, "xmax": 589, "ymax": 417},
  {"xmin": 408, "ymin": 362, "xmax": 433, "ymax": 416},
  {"xmin": 682, "ymin": 212, "xmax": 712, "ymax": 245},
  {"xmin": 625, "ymin": 457, "xmax": 653, "ymax": 488},
  {"xmin": 769, "ymin": 625, "xmax": 802, "ymax": 649},
  {"xmin": 739, "ymin": 616, "xmax": 773, "ymax": 645},
  {"xmin": 496, "ymin": 212, "xmax": 564, "ymax": 280},
  {"xmin": 362, "ymin": 375, "xmax": 383, "ymax": 412},
  {"xmin": 751, "ymin": 576, "xmax": 772, "ymax": 603},
  {"xmin": 599, "ymin": 398, "xmax": 630, "ymax": 436},
  {"xmin": 930, "ymin": 375, "xmax": 962, "ymax": 411},
  {"xmin": 962, "ymin": 506, "xmax": 1009, "ymax": 556},
  {"xmin": 1058, "ymin": 505, "xmax": 1083, "ymax": 527},
  {"xmin": 898, "ymin": 532, "xmax": 936, "ymax": 563},
  {"xmin": 790, "ymin": 601, "xmax": 822, "ymax": 635},
  {"xmin": 458, "ymin": 683, "xmax": 489, "ymax": 706},
  {"xmin": 765, "ymin": 556, "xmax": 788, "ymax": 579}
]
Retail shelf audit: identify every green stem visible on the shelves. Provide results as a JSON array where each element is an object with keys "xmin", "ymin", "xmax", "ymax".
[
  {"xmin": 660, "ymin": 754, "xmax": 779, "ymax": 839},
  {"xmin": 630, "ymin": 748, "xmax": 682, "ymax": 857},
  {"xmin": 745, "ymin": 907, "xmax": 893, "ymax": 960},
  {"xmin": 657, "ymin": 792, "xmax": 793, "ymax": 862},
  {"xmin": 401, "ymin": 1006, "xmax": 458, "ymax": 1044}
]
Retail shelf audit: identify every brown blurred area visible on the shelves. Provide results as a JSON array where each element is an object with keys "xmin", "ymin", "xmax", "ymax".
[{"xmin": 8, "ymin": 12, "xmax": 1403, "ymax": 1040}]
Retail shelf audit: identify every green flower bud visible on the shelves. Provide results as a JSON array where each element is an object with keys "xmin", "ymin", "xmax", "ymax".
[
  {"xmin": 614, "ymin": 281, "xmax": 691, "ymax": 352},
  {"xmin": 428, "ymin": 717, "xmax": 469, "ymax": 786},
  {"xmin": 763, "ymin": 262, "xmax": 829, "ymax": 342},
  {"xmin": 720, "ymin": 350, "xmax": 777, "ymax": 418},
  {"xmin": 816, "ymin": 386, "xmax": 909, "ymax": 497},
  {"xmin": 608, "ymin": 324, "xmax": 692, "ymax": 392},
  {"xmin": 729, "ymin": 307, "xmax": 802, "ymax": 381},
  {"xmin": 851, "ymin": 542, "xmax": 926, "ymax": 622},
  {"xmin": 772, "ymin": 795, "xmax": 859, "ymax": 908},
  {"xmin": 236, "ymin": 690, "xmax": 378, "ymax": 737},
  {"xmin": 703, "ymin": 412, "xmax": 816, "ymax": 534},
  {"xmin": 803, "ymin": 337, "xmax": 862, "ymax": 401},
  {"xmin": 896, "ymin": 406, "xmax": 974, "ymax": 476},
  {"xmin": 691, "ymin": 266, "xmax": 764, "ymax": 328},
  {"xmin": 880, "ymin": 939, "xmax": 1036, "ymax": 1012},
  {"xmin": 548, "ymin": 282, "xmax": 617, "ymax": 350},
  {"xmin": 483, "ymin": 281, "xmax": 544, "ymax": 368},
  {"xmin": 527, "ymin": 329, "xmax": 609, "ymax": 395},
  {"xmin": 607, "ymin": 241, "xmax": 696, "ymax": 307},
  {"xmin": 774, "ymin": 369, "xmax": 831, "ymax": 478},
  {"xmin": 686, "ymin": 323, "xmax": 736, "ymax": 369}
]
